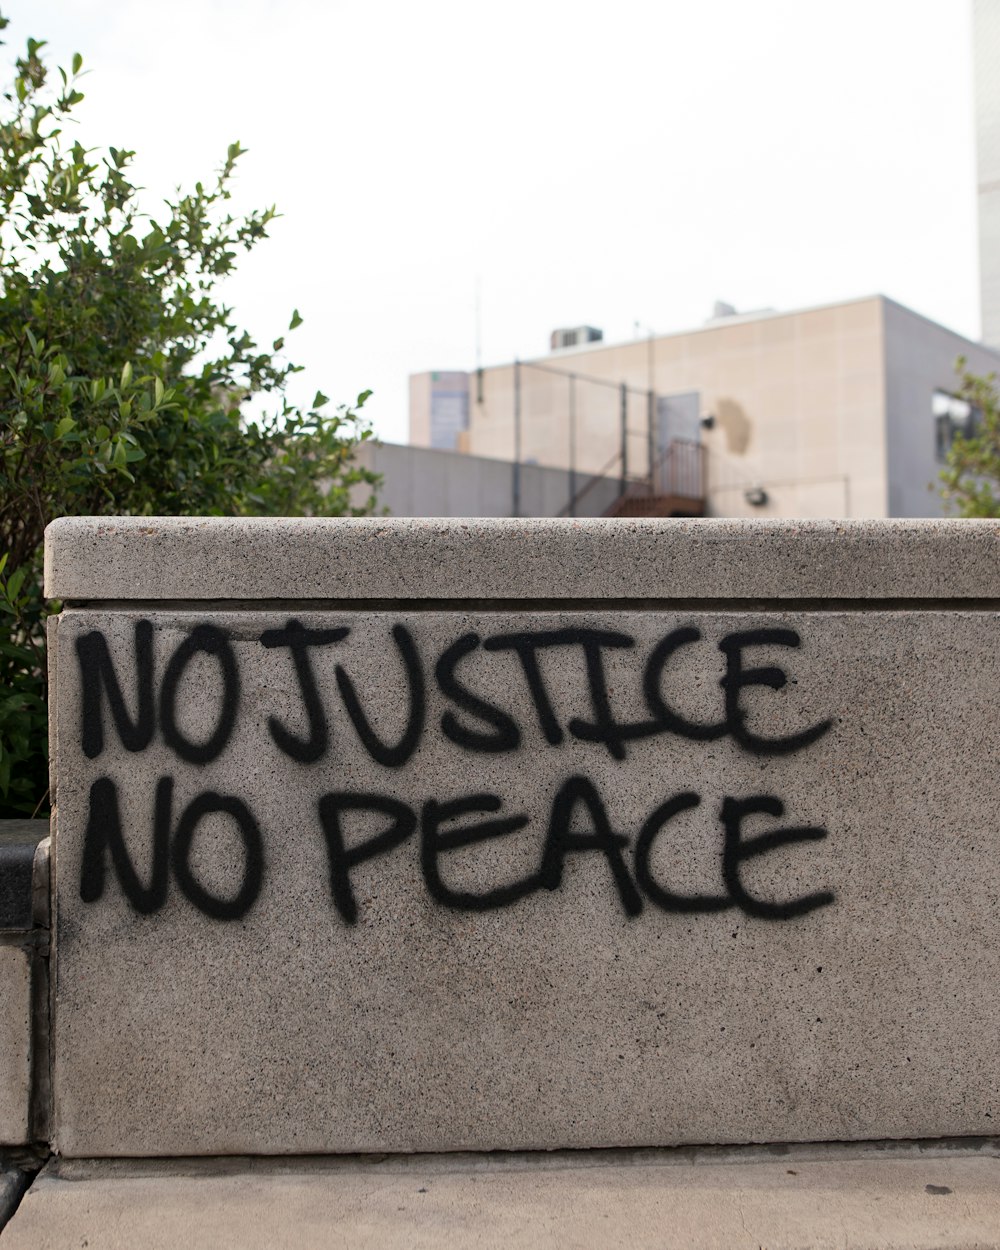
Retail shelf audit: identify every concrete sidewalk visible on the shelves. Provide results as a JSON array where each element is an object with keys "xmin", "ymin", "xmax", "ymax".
[{"xmin": 4, "ymin": 1142, "xmax": 1000, "ymax": 1249}]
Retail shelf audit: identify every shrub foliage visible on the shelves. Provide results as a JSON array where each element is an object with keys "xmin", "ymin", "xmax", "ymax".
[
  {"xmin": 939, "ymin": 362, "xmax": 1000, "ymax": 517},
  {"xmin": 0, "ymin": 16, "xmax": 378, "ymax": 815}
]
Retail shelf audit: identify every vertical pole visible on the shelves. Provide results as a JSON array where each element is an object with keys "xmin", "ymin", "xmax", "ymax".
[
  {"xmin": 647, "ymin": 388, "xmax": 655, "ymax": 496},
  {"xmin": 619, "ymin": 382, "xmax": 628, "ymax": 498},
  {"xmin": 569, "ymin": 374, "xmax": 577, "ymax": 517},
  {"xmin": 647, "ymin": 330, "xmax": 655, "ymax": 495},
  {"xmin": 513, "ymin": 358, "xmax": 522, "ymax": 518},
  {"xmin": 474, "ymin": 275, "xmax": 482, "ymax": 374}
]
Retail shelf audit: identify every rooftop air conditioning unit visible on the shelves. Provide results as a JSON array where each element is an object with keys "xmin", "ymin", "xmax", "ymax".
[{"xmin": 550, "ymin": 325, "xmax": 603, "ymax": 352}]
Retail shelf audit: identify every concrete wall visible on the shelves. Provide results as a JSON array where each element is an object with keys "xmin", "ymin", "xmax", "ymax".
[
  {"xmin": 0, "ymin": 946, "xmax": 31, "ymax": 1145},
  {"xmin": 43, "ymin": 516, "xmax": 1000, "ymax": 1158},
  {"xmin": 0, "ymin": 821, "xmax": 48, "ymax": 1147},
  {"xmin": 354, "ymin": 439, "xmax": 621, "ymax": 518},
  {"xmin": 882, "ymin": 298, "xmax": 1000, "ymax": 518}
]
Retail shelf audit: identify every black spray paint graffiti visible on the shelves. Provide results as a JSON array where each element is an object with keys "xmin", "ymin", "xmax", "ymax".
[{"xmin": 75, "ymin": 619, "xmax": 835, "ymax": 925}]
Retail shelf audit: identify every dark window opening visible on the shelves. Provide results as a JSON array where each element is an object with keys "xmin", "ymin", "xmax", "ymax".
[{"xmin": 934, "ymin": 390, "xmax": 981, "ymax": 462}]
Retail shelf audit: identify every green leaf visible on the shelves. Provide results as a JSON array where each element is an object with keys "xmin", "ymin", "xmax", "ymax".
[
  {"xmin": 72, "ymin": 51, "xmax": 83, "ymax": 74},
  {"xmin": 289, "ymin": 309, "xmax": 303, "ymax": 330},
  {"xmin": 54, "ymin": 416, "xmax": 75, "ymax": 438},
  {"xmin": 120, "ymin": 361, "xmax": 132, "ymax": 388},
  {"xmin": 312, "ymin": 391, "xmax": 329, "ymax": 410}
]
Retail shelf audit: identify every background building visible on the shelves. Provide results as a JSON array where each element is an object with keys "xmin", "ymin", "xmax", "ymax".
[
  {"xmin": 402, "ymin": 295, "xmax": 999, "ymax": 519},
  {"xmin": 370, "ymin": 9, "xmax": 1000, "ymax": 521},
  {"xmin": 408, "ymin": 371, "xmax": 470, "ymax": 451}
]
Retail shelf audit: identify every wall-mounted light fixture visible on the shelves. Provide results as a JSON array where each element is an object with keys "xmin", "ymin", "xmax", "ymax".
[
  {"xmin": 744, "ymin": 486, "xmax": 768, "ymax": 507},
  {"xmin": 700, "ymin": 414, "xmax": 715, "ymax": 430}
]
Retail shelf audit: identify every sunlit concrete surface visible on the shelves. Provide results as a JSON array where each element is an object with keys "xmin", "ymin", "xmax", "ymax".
[{"xmin": 4, "ymin": 1146, "xmax": 1000, "ymax": 1250}]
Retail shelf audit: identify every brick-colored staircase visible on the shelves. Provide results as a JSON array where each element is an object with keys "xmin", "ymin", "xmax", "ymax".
[{"xmin": 605, "ymin": 491, "xmax": 705, "ymax": 518}]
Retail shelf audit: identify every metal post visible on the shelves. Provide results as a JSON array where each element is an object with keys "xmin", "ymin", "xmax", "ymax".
[
  {"xmin": 569, "ymin": 374, "xmax": 577, "ymax": 517},
  {"xmin": 619, "ymin": 382, "xmax": 628, "ymax": 498},
  {"xmin": 513, "ymin": 359, "xmax": 522, "ymax": 518},
  {"xmin": 647, "ymin": 388, "xmax": 655, "ymax": 496}
]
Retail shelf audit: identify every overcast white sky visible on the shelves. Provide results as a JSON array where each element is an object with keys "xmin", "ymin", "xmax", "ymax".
[{"xmin": 2, "ymin": 0, "xmax": 981, "ymax": 444}]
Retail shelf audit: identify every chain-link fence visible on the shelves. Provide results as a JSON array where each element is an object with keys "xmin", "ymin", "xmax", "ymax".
[{"xmin": 476, "ymin": 358, "xmax": 703, "ymax": 517}]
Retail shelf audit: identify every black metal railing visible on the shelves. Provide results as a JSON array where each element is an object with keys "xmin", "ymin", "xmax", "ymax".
[
  {"xmin": 494, "ymin": 356, "xmax": 707, "ymax": 517},
  {"xmin": 558, "ymin": 438, "xmax": 704, "ymax": 518},
  {"xmin": 655, "ymin": 438, "xmax": 703, "ymax": 500}
]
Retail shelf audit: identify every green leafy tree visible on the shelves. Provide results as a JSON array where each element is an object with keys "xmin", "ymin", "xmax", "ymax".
[
  {"xmin": 0, "ymin": 15, "xmax": 379, "ymax": 815},
  {"xmin": 938, "ymin": 362, "xmax": 1000, "ymax": 517}
]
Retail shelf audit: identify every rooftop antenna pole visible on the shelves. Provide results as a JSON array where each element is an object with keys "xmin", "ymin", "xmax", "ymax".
[
  {"xmin": 474, "ymin": 276, "xmax": 482, "ymax": 372},
  {"xmin": 647, "ymin": 328, "xmax": 655, "ymax": 492},
  {"xmin": 474, "ymin": 277, "xmax": 484, "ymax": 405}
]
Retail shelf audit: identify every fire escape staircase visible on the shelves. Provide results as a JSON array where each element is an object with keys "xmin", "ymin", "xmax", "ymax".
[{"xmin": 558, "ymin": 438, "xmax": 705, "ymax": 519}]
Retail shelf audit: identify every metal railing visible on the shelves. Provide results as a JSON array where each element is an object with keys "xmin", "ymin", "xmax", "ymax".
[
  {"xmin": 555, "ymin": 448, "xmax": 637, "ymax": 518},
  {"xmin": 556, "ymin": 438, "xmax": 705, "ymax": 518},
  {"xmin": 503, "ymin": 358, "xmax": 704, "ymax": 518},
  {"xmin": 656, "ymin": 438, "xmax": 704, "ymax": 501}
]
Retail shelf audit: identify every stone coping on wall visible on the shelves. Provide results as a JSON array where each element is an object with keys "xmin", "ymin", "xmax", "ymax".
[
  {"xmin": 0, "ymin": 823, "xmax": 49, "ymax": 934},
  {"xmin": 44, "ymin": 516, "xmax": 1000, "ymax": 603}
]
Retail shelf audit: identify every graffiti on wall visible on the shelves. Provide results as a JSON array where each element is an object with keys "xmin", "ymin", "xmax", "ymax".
[{"xmin": 74, "ymin": 619, "xmax": 835, "ymax": 924}]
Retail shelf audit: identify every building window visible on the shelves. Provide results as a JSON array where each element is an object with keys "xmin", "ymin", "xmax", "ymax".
[{"xmin": 933, "ymin": 390, "xmax": 980, "ymax": 462}]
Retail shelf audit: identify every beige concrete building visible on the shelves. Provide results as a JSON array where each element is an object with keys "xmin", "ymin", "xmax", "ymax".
[{"xmin": 409, "ymin": 295, "xmax": 1000, "ymax": 518}]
